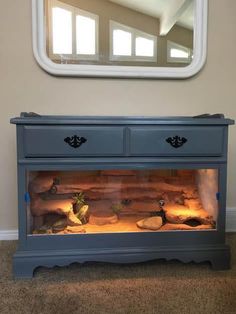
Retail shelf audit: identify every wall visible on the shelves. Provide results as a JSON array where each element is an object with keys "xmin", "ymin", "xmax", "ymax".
[{"xmin": 0, "ymin": 0, "xmax": 236, "ymax": 231}]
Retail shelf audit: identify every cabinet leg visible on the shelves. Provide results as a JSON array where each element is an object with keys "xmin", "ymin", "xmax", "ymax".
[{"xmin": 13, "ymin": 256, "xmax": 35, "ymax": 279}]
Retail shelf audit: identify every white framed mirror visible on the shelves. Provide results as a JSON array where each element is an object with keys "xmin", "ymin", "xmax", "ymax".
[{"xmin": 32, "ymin": 0, "xmax": 208, "ymax": 78}]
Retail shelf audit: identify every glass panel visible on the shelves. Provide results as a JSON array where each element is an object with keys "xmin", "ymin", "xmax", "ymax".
[
  {"xmin": 45, "ymin": 0, "xmax": 196, "ymax": 68},
  {"xmin": 170, "ymin": 48, "xmax": 189, "ymax": 59},
  {"xmin": 27, "ymin": 169, "xmax": 218, "ymax": 236},
  {"xmin": 113, "ymin": 29, "xmax": 132, "ymax": 56},
  {"xmin": 135, "ymin": 37, "xmax": 154, "ymax": 57},
  {"xmin": 52, "ymin": 7, "xmax": 72, "ymax": 54},
  {"xmin": 76, "ymin": 15, "xmax": 96, "ymax": 55}
]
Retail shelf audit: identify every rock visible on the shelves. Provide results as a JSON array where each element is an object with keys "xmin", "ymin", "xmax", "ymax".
[
  {"xmin": 62, "ymin": 226, "xmax": 86, "ymax": 234},
  {"xmin": 184, "ymin": 199, "xmax": 202, "ymax": 210},
  {"xmin": 164, "ymin": 204, "xmax": 214, "ymax": 225},
  {"xmin": 66, "ymin": 210, "xmax": 82, "ymax": 226},
  {"xmin": 89, "ymin": 211, "xmax": 118, "ymax": 225},
  {"xmin": 32, "ymin": 225, "xmax": 53, "ymax": 234},
  {"xmin": 29, "ymin": 175, "xmax": 54, "ymax": 193},
  {"xmin": 136, "ymin": 216, "xmax": 163, "ymax": 230},
  {"xmin": 52, "ymin": 218, "xmax": 67, "ymax": 231},
  {"xmin": 30, "ymin": 198, "xmax": 82, "ymax": 226},
  {"xmin": 161, "ymin": 223, "xmax": 213, "ymax": 231},
  {"xmin": 30, "ymin": 198, "xmax": 73, "ymax": 216}
]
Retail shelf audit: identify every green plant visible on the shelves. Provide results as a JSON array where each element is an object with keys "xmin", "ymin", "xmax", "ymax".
[
  {"xmin": 72, "ymin": 193, "xmax": 89, "ymax": 224},
  {"xmin": 72, "ymin": 192, "xmax": 85, "ymax": 213}
]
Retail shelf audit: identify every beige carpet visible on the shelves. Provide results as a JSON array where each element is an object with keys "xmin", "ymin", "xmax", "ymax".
[{"xmin": 0, "ymin": 235, "xmax": 236, "ymax": 314}]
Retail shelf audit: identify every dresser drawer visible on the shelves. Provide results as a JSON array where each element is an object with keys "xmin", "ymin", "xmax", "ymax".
[
  {"xmin": 23, "ymin": 126, "xmax": 125, "ymax": 157},
  {"xmin": 129, "ymin": 126, "xmax": 224, "ymax": 156}
]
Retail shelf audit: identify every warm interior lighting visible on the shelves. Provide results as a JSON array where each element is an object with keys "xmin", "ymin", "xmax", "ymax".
[{"xmin": 28, "ymin": 169, "xmax": 218, "ymax": 235}]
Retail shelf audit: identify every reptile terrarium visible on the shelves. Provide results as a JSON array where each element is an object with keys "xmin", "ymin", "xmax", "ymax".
[
  {"xmin": 29, "ymin": 169, "xmax": 218, "ymax": 235},
  {"xmin": 11, "ymin": 113, "xmax": 234, "ymax": 278}
]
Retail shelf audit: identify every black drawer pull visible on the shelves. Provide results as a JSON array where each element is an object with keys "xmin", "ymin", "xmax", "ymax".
[
  {"xmin": 64, "ymin": 135, "xmax": 87, "ymax": 148},
  {"xmin": 166, "ymin": 136, "xmax": 187, "ymax": 148}
]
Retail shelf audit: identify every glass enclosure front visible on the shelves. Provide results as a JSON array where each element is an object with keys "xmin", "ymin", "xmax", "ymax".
[{"xmin": 27, "ymin": 169, "xmax": 219, "ymax": 235}]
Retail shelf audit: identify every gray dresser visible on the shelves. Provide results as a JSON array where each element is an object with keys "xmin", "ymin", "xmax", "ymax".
[{"xmin": 11, "ymin": 113, "xmax": 234, "ymax": 278}]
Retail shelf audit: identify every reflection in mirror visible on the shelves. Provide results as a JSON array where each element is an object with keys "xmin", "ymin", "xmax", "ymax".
[{"xmin": 45, "ymin": 0, "xmax": 194, "ymax": 67}]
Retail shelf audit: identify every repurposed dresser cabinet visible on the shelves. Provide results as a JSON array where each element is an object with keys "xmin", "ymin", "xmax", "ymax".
[{"xmin": 11, "ymin": 113, "xmax": 234, "ymax": 278}]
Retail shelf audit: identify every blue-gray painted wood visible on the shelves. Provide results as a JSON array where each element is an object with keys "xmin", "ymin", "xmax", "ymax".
[
  {"xmin": 13, "ymin": 245, "xmax": 230, "ymax": 279},
  {"xmin": 23, "ymin": 126, "xmax": 125, "ymax": 157},
  {"xmin": 129, "ymin": 126, "xmax": 225, "ymax": 156},
  {"xmin": 10, "ymin": 114, "xmax": 235, "ymax": 126},
  {"xmin": 10, "ymin": 113, "xmax": 235, "ymax": 278},
  {"xmin": 18, "ymin": 157, "xmax": 228, "ymax": 165}
]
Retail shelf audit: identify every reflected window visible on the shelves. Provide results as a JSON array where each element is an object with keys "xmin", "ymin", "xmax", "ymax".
[
  {"xmin": 110, "ymin": 21, "xmax": 157, "ymax": 62},
  {"xmin": 167, "ymin": 40, "xmax": 192, "ymax": 63},
  {"xmin": 52, "ymin": 7, "xmax": 72, "ymax": 54},
  {"xmin": 136, "ymin": 37, "xmax": 155, "ymax": 57},
  {"xmin": 48, "ymin": 0, "xmax": 99, "ymax": 62},
  {"xmin": 76, "ymin": 14, "xmax": 97, "ymax": 55},
  {"xmin": 113, "ymin": 29, "xmax": 132, "ymax": 56}
]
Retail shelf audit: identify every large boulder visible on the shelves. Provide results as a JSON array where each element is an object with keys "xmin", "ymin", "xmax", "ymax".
[{"xmin": 164, "ymin": 204, "xmax": 214, "ymax": 225}]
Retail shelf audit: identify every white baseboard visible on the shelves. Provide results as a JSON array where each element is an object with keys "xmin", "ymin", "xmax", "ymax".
[
  {"xmin": 0, "ymin": 229, "xmax": 18, "ymax": 240},
  {"xmin": 0, "ymin": 209, "xmax": 235, "ymax": 240}
]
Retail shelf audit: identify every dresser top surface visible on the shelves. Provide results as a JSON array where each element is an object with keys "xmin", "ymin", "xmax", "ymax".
[{"xmin": 10, "ymin": 113, "xmax": 234, "ymax": 126}]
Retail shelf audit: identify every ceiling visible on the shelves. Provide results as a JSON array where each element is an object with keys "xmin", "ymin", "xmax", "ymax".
[
  {"xmin": 109, "ymin": 0, "xmax": 194, "ymax": 30},
  {"xmin": 178, "ymin": 1, "xmax": 194, "ymax": 29}
]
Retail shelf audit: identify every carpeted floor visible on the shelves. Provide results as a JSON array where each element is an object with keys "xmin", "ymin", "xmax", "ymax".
[{"xmin": 0, "ymin": 235, "xmax": 236, "ymax": 314}]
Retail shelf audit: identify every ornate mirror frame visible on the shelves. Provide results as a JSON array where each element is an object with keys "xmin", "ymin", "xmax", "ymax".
[{"xmin": 32, "ymin": 0, "xmax": 208, "ymax": 78}]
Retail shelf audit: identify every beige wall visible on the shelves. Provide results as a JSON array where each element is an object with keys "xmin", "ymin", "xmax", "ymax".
[{"xmin": 1, "ymin": 0, "xmax": 236, "ymax": 230}]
